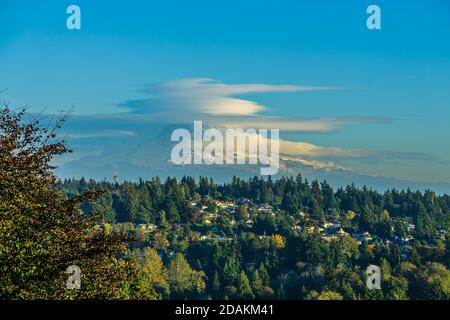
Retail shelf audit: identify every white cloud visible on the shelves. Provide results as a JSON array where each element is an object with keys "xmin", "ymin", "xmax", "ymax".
[
  {"xmin": 214, "ymin": 116, "xmax": 385, "ymax": 132},
  {"xmin": 279, "ymin": 139, "xmax": 361, "ymax": 157},
  {"xmin": 121, "ymin": 78, "xmax": 337, "ymax": 116},
  {"xmin": 66, "ymin": 130, "xmax": 135, "ymax": 139},
  {"xmin": 118, "ymin": 78, "xmax": 388, "ymax": 133}
]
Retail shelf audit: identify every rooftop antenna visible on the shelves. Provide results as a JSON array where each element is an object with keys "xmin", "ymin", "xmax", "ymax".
[{"xmin": 113, "ymin": 169, "xmax": 119, "ymax": 184}]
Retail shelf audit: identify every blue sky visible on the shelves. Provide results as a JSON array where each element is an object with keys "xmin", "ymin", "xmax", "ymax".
[{"xmin": 1, "ymin": 0, "xmax": 450, "ymax": 185}]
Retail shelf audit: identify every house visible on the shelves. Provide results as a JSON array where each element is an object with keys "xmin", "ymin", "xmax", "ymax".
[
  {"xmin": 137, "ymin": 224, "xmax": 157, "ymax": 233},
  {"xmin": 215, "ymin": 201, "xmax": 225, "ymax": 208},
  {"xmin": 400, "ymin": 236, "xmax": 413, "ymax": 243},
  {"xmin": 352, "ymin": 232, "xmax": 373, "ymax": 242},
  {"xmin": 306, "ymin": 226, "xmax": 324, "ymax": 234},
  {"xmin": 322, "ymin": 234, "xmax": 337, "ymax": 242},
  {"xmin": 215, "ymin": 200, "xmax": 234, "ymax": 209},
  {"xmin": 350, "ymin": 231, "xmax": 372, "ymax": 245},
  {"xmin": 258, "ymin": 207, "xmax": 272, "ymax": 214},
  {"xmin": 363, "ymin": 232, "xmax": 372, "ymax": 241},
  {"xmin": 322, "ymin": 221, "xmax": 334, "ymax": 229},
  {"xmin": 258, "ymin": 204, "xmax": 273, "ymax": 213},
  {"xmin": 332, "ymin": 222, "xmax": 341, "ymax": 229}
]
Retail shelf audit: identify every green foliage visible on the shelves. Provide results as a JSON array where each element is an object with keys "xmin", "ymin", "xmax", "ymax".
[
  {"xmin": 132, "ymin": 248, "xmax": 169, "ymax": 299},
  {"xmin": 168, "ymin": 253, "xmax": 205, "ymax": 299},
  {"xmin": 411, "ymin": 262, "xmax": 450, "ymax": 299},
  {"xmin": 317, "ymin": 290, "xmax": 343, "ymax": 300},
  {"xmin": 0, "ymin": 107, "xmax": 136, "ymax": 299},
  {"xmin": 236, "ymin": 271, "xmax": 255, "ymax": 300}
]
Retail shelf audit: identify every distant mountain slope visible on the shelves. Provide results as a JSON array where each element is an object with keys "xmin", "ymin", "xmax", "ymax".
[{"xmin": 56, "ymin": 125, "xmax": 450, "ymax": 194}]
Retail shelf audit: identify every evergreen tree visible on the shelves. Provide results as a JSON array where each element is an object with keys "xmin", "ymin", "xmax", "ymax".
[
  {"xmin": 168, "ymin": 253, "xmax": 205, "ymax": 299},
  {"xmin": 237, "ymin": 271, "xmax": 255, "ymax": 300}
]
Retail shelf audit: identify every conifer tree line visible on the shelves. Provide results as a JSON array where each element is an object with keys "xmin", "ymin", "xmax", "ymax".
[{"xmin": 62, "ymin": 174, "xmax": 450, "ymax": 242}]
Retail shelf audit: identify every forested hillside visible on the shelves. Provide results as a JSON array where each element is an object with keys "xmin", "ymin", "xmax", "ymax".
[{"xmin": 60, "ymin": 176, "xmax": 450, "ymax": 300}]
